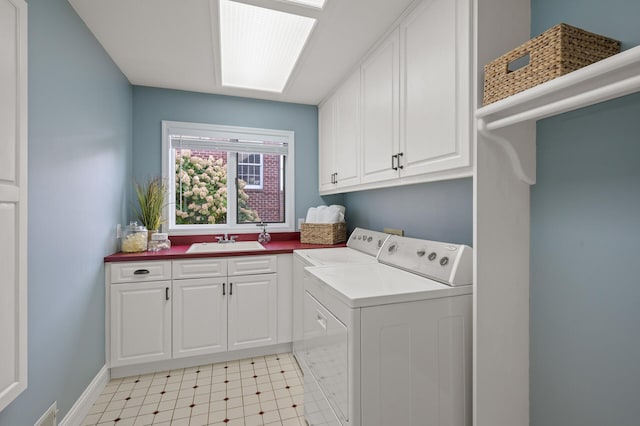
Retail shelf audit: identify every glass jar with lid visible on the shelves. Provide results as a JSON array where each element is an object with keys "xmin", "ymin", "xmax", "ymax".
[
  {"xmin": 121, "ymin": 221, "xmax": 148, "ymax": 252},
  {"xmin": 148, "ymin": 232, "xmax": 171, "ymax": 252}
]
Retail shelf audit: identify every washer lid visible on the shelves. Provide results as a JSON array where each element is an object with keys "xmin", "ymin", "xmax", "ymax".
[
  {"xmin": 305, "ymin": 263, "xmax": 471, "ymax": 308},
  {"xmin": 294, "ymin": 246, "xmax": 379, "ymax": 266}
]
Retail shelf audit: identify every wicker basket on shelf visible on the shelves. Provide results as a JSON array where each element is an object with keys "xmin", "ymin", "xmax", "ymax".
[
  {"xmin": 483, "ymin": 23, "xmax": 620, "ymax": 105},
  {"xmin": 300, "ymin": 222, "xmax": 347, "ymax": 245}
]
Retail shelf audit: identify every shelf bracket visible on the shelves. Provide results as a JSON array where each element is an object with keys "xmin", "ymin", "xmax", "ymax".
[{"xmin": 478, "ymin": 119, "xmax": 536, "ymax": 185}]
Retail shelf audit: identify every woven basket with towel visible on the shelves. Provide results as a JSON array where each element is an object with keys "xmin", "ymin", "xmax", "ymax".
[{"xmin": 300, "ymin": 205, "xmax": 347, "ymax": 244}]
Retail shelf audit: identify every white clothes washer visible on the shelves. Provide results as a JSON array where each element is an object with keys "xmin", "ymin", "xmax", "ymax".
[
  {"xmin": 292, "ymin": 228, "xmax": 390, "ymax": 363},
  {"xmin": 302, "ymin": 235, "xmax": 473, "ymax": 426}
]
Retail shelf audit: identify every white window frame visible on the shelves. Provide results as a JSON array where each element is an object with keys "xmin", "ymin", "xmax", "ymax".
[
  {"xmin": 237, "ymin": 153, "xmax": 264, "ymax": 190},
  {"xmin": 162, "ymin": 121, "xmax": 295, "ymax": 235}
]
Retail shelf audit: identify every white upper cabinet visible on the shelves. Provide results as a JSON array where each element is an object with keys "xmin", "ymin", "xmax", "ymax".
[
  {"xmin": 334, "ymin": 71, "xmax": 362, "ymax": 188},
  {"xmin": 399, "ymin": 0, "xmax": 471, "ymax": 177},
  {"xmin": 0, "ymin": 0, "xmax": 27, "ymax": 412},
  {"xmin": 318, "ymin": 0, "xmax": 472, "ymax": 195},
  {"xmin": 319, "ymin": 71, "xmax": 362, "ymax": 192},
  {"xmin": 361, "ymin": 29, "xmax": 400, "ymax": 185},
  {"xmin": 318, "ymin": 95, "xmax": 336, "ymax": 193}
]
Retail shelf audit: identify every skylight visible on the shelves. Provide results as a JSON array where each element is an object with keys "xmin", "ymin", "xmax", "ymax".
[
  {"xmin": 219, "ymin": 0, "xmax": 317, "ymax": 93},
  {"xmin": 281, "ymin": 0, "xmax": 327, "ymax": 9}
]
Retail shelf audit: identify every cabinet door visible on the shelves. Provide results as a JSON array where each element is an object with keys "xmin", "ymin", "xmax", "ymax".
[
  {"xmin": 110, "ymin": 281, "xmax": 172, "ymax": 367},
  {"xmin": 0, "ymin": 0, "xmax": 27, "ymax": 411},
  {"xmin": 361, "ymin": 28, "xmax": 400, "ymax": 184},
  {"xmin": 318, "ymin": 96, "xmax": 337, "ymax": 192},
  {"xmin": 173, "ymin": 278, "xmax": 227, "ymax": 358},
  {"xmin": 334, "ymin": 71, "xmax": 361, "ymax": 188},
  {"xmin": 227, "ymin": 274, "xmax": 277, "ymax": 351},
  {"xmin": 399, "ymin": 0, "xmax": 471, "ymax": 177}
]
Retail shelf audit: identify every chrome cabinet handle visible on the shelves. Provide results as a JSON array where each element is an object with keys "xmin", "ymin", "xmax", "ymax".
[
  {"xmin": 397, "ymin": 152, "xmax": 404, "ymax": 169},
  {"xmin": 229, "ymin": 283, "xmax": 233, "ymax": 296},
  {"xmin": 334, "ymin": 173, "xmax": 338, "ymax": 184},
  {"xmin": 391, "ymin": 154, "xmax": 398, "ymax": 170},
  {"xmin": 134, "ymin": 269, "xmax": 150, "ymax": 275},
  {"xmin": 165, "ymin": 287, "xmax": 170, "ymax": 301},
  {"xmin": 223, "ymin": 282, "xmax": 226, "ymax": 296}
]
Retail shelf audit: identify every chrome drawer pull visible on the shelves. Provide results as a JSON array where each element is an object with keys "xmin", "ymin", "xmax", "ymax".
[
  {"xmin": 317, "ymin": 312, "xmax": 327, "ymax": 330},
  {"xmin": 134, "ymin": 269, "xmax": 150, "ymax": 275}
]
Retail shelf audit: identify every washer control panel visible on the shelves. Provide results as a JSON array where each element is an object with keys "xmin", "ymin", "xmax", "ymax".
[
  {"xmin": 346, "ymin": 228, "xmax": 391, "ymax": 257},
  {"xmin": 378, "ymin": 235, "xmax": 472, "ymax": 286}
]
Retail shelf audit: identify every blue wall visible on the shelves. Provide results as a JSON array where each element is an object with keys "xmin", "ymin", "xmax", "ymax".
[
  {"xmin": 531, "ymin": 1, "xmax": 640, "ymax": 425},
  {"xmin": 131, "ymin": 86, "xmax": 341, "ymax": 223},
  {"xmin": 0, "ymin": 0, "xmax": 132, "ymax": 424},
  {"xmin": 343, "ymin": 179, "xmax": 473, "ymax": 245}
]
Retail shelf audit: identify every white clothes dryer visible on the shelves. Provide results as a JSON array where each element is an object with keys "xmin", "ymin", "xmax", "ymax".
[
  {"xmin": 302, "ymin": 235, "xmax": 473, "ymax": 426},
  {"xmin": 292, "ymin": 228, "xmax": 389, "ymax": 364}
]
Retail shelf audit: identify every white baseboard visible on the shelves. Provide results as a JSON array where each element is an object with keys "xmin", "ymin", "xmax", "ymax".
[
  {"xmin": 59, "ymin": 365, "xmax": 109, "ymax": 426},
  {"xmin": 110, "ymin": 343, "xmax": 292, "ymax": 379}
]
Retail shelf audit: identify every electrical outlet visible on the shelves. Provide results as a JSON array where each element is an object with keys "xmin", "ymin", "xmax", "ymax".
[
  {"xmin": 298, "ymin": 218, "xmax": 305, "ymax": 230},
  {"xmin": 116, "ymin": 223, "xmax": 122, "ymax": 239},
  {"xmin": 384, "ymin": 227, "xmax": 404, "ymax": 236}
]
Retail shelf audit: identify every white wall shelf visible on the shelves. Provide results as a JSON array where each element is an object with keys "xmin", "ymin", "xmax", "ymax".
[
  {"xmin": 476, "ymin": 44, "xmax": 640, "ymax": 186},
  {"xmin": 477, "ymin": 44, "xmax": 640, "ymax": 132}
]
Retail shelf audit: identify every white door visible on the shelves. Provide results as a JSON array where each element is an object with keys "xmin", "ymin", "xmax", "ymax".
[
  {"xmin": 227, "ymin": 274, "xmax": 277, "ymax": 351},
  {"xmin": 173, "ymin": 277, "xmax": 227, "ymax": 358},
  {"xmin": 399, "ymin": 0, "xmax": 471, "ymax": 177},
  {"xmin": 0, "ymin": 0, "xmax": 27, "ymax": 412},
  {"xmin": 334, "ymin": 70, "xmax": 361, "ymax": 189},
  {"xmin": 318, "ymin": 96, "xmax": 336, "ymax": 192},
  {"xmin": 361, "ymin": 28, "xmax": 400, "ymax": 184},
  {"xmin": 110, "ymin": 281, "xmax": 172, "ymax": 367}
]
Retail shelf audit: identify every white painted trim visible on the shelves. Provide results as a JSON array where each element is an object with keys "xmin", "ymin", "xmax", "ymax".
[
  {"xmin": 319, "ymin": 166, "xmax": 473, "ymax": 196},
  {"xmin": 59, "ymin": 366, "xmax": 109, "ymax": 426},
  {"xmin": 0, "ymin": 0, "xmax": 28, "ymax": 412},
  {"xmin": 34, "ymin": 401, "xmax": 57, "ymax": 426},
  {"xmin": 110, "ymin": 343, "xmax": 292, "ymax": 379},
  {"xmin": 161, "ymin": 120, "xmax": 295, "ymax": 235}
]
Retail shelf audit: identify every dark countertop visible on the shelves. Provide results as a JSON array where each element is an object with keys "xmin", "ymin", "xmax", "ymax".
[{"xmin": 104, "ymin": 232, "xmax": 346, "ymax": 262}]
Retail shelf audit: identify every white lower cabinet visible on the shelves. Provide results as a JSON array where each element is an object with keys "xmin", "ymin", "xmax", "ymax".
[
  {"xmin": 108, "ymin": 256, "xmax": 284, "ymax": 368},
  {"xmin": 110, "ymin": 281, "xmax": 172, "ymax": 367},
  {"xmin": 172, "ymin": 277, "xmax": 227, "ymax": 358},
  {"xmin": 227, "ymin": 274, "xmax": 277, "ymax": 351}
]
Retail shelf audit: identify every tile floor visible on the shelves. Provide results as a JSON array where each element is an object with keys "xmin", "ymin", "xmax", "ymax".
[{"xmin": 82, "ymin": 353, "xmax": 305, "ymax": 426}]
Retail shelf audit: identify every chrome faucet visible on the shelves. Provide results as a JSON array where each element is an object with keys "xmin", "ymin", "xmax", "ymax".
[{"xmin": 216, "ymin": 233, "xmax": 237, "ymax": 244}]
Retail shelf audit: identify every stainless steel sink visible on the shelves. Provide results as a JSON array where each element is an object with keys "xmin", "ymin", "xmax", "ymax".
[{"xmin": 186, "ymin": 241, "xmax": 266, "ymax": 254}]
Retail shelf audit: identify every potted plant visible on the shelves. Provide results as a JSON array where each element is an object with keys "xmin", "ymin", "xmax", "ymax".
[{"xmin": 134, "ymin": 177, "xmax": 167, "ymax": 237}]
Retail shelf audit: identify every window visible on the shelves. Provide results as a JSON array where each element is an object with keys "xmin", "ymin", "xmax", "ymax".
[
  {"xmin": 162, "ymin": 121, "xmax": 295, "ymax": 234},
  {"xmin": 238, "ymin": 153, "xmax": 263, "ymax": 189}
]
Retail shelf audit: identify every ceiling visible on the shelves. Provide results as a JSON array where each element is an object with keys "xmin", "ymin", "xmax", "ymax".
[{"xmin": 67, "ymin": 0, "xmax": 416, "ymax": 105}]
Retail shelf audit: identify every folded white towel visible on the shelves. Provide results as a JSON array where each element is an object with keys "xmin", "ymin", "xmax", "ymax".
[
  {"xmin": 319, "ymin": 209, "xmax": 341, "ymax": 224},
  {"xmin": 305, "ymin": 207, "xmax": 319, "ymax": 223},
  {"xmin": 330, "ymin": 205, "xmax": 345, "ymax": 215},
  {"xmin": 330, "ymin": 205, "xmax": 346, "ymax": 222},
  {"xmin": 306, "ymin": 205, "xmax": 345, "ymax": 224}
]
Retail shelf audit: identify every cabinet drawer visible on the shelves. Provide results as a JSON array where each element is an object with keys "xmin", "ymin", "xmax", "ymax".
[
  {"xmin": 110, "ymin": 261, "xmax": 172, "ymax": 284},
  {"xmin": 228, "ymin": 256, "xmax": 277, "ymax": 276},
  {"xmin": 173, "ymin": 259, "xmax": 227, "ymax": 279}
]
